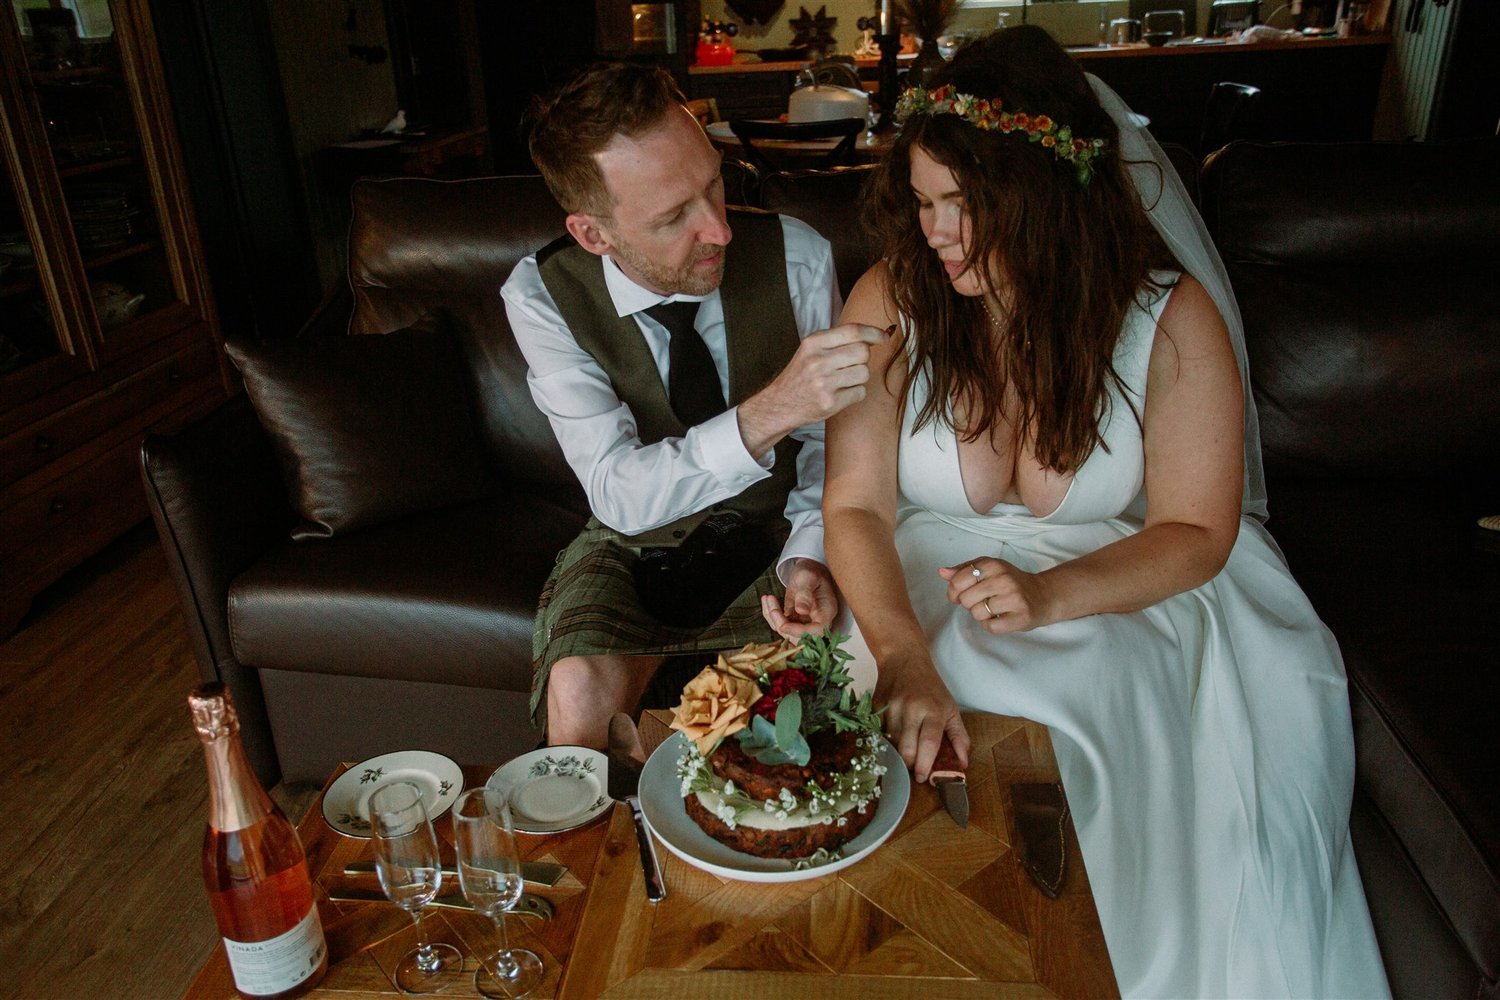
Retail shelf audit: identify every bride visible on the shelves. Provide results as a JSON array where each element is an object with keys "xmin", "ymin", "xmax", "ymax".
[{"xmin": 766, "ymin": 25, "xmax": 1390, "ymax": 998}]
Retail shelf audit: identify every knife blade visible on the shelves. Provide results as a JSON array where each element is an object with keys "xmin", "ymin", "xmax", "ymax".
[
  {"xmin": 607, "ymin": 712, "xmax": 666, "ymax": 903},
  {"xmin": 342, "ymin": 859, "xmax": 567, "ymax": 887},
  {"xmin": 928, "ymin": 737, "xmax": 969, "ymax": 827},
  {"xmin": 325, "ymin": 886, "xmax": 555, "ymax": 920}
]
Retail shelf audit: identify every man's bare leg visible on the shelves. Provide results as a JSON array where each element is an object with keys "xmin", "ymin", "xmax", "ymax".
[{"xmin": 546, "ymin": 654, "xmax": 665, "ymax": 748}]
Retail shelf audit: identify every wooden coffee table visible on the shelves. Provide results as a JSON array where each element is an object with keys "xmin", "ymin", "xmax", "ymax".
[{"xmin": 186, "ymin": 711, "xmax": 1115, "ymax": 998}]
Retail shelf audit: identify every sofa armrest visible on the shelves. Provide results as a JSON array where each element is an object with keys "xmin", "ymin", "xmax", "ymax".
[{"xmin": 140, "ymin": 394, "xmax": 295, "ymax": 786}]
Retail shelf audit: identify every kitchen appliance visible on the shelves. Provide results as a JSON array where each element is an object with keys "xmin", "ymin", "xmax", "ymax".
[
  {"xmin": 1144, "ymin": 8, "xmax": 1186, "ymax": 44},
  {"xmin": 1208, "ymin": 0, "xmax": 1260, "ymax": 36},
  {"xmin": 787, "ymin": 69, "xmax": 870, "ymax": 124},
  {"xmin": 1108, "ymin": 17, "xmax": 1144, "ymax": 44},
  {"xmin": 597, "ymin": 2, "xmax": 678, "ymax": 56}
]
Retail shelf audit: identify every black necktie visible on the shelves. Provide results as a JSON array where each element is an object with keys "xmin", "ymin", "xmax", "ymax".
[{"xmin": 645, "ymin": 300, "xmax": 726, "ymax": 427}]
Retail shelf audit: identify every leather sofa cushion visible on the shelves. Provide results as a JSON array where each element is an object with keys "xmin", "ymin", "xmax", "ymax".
[
  {"xmin": 1202, "ymin": 140, "xmax": 1500, "ymax": 481},
  {"xmin": 1266, "ymin": 477, "xmax": 1500, "ymax": 980},
  {"xmin": 226, "ymin": 327, "xmax": 492, "ymax": 540},
  {"xmin": 346, "ymin": 176, "xmax": 585, "ymax": 506},
  {"xmin": 228, "ymin": 492, "xmax": 586, "ymax": 692}
]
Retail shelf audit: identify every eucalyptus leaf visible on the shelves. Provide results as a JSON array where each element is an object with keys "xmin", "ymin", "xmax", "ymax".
[
  {"xmin": 747, "ymin": 743, "xmax": 795, "ymax": 766},
  {"xmin": 786, "ymin": 733, "xmax": 811, "ymax": 766},
  {"xmin": 775, "ymin": 692, "xmax": 803, "ymax": 748}
]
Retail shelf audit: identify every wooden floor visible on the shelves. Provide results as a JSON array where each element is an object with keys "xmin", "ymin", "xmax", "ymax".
[{"xmin": 0, "ymin": 524, "xmax": 317, "ymax": 1000}]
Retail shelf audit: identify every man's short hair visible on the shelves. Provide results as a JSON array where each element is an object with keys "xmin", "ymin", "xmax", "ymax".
[{"xmin": 527, "ymin": 62, "xmax": 688, "ymax": 216}]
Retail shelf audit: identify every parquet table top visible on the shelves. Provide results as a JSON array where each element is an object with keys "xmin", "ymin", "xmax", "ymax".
[{"xmin": 185, "ymin": 711, "xmax": 1115, "ymax": 998}]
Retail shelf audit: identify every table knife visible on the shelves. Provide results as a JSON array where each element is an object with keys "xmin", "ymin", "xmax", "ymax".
[
  {"xmin": 326, "ymin": 886, "xmax": 555, "ymax": 920},
  {"xmin": 929, "ymin": 738, "xmax": 969, "ymax": 827},
  {"xmin": 342, "ymin": 859, "xmax": 567, "ymax": 886},
  {"xmin": 607, "ymin": 712, "xmax": 666, "ymax": 903}
]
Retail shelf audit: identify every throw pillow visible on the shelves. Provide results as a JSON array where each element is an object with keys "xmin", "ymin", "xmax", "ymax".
[{"xmin": 225, "ymin": 327, "xmax": 491, "ymax": 540}]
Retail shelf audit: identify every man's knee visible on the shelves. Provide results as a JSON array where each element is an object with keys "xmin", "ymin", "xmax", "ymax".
[{"xmin": 549, "ymin": 655, "xmax": 633, "ymax": 698}]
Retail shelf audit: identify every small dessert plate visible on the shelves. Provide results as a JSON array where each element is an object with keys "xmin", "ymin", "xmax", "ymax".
[
  {"xmin": 487, "ymin": 747, "xmax": 611, "ymax": 835},
  {"xmin": 321, "ymin": 749, "xmax": 463, "ymax": 838}
]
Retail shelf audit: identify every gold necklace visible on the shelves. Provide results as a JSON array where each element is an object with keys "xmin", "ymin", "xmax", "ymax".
[
  {"xmin": 980, "ymin": 299, "xmax": 1003, "ymax": 328},
  {"xmin": 980, "ymin": 298, "xmax": 1030, "ymax": 349}
]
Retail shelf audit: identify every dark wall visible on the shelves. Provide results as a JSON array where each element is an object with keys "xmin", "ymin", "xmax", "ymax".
[
  {"xmin": 150, "ymin": 0, "xmax": 321, "ymax": 343},
  {"xmin": 1432, "ymin": 0, "xmax": 1500, "ymax": 140},
  {"xmin": 477, "ymin": 1, "xmax": 601, "ymax": 173}
]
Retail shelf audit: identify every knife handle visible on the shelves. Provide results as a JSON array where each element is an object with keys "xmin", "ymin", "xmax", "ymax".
[
  {"xmin": 628, "ymin": 798, "xmax": 666, "ymax": 903},
  {"xmin": 929, "ymin": 737, "xmax": 966, "ymax": 782}
]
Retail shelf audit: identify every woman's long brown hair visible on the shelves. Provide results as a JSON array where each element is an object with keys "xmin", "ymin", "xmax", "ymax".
[{"xmin": 868, "ymin": 25, "xmax": 1176, "ymax": 473}]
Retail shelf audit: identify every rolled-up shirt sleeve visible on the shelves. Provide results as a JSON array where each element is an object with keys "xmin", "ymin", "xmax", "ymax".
[
  {"xmin": 776, "ymin": 216, "xmax": 841, "ymax": 582},
  {"xmin": 501, "ymin": 215, "xmax": 840, "ymax": 559}
]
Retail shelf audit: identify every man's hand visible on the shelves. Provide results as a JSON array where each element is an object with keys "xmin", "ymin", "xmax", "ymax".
[
  {"xmin": 760, "ymin": 558, "xmax": 839, "ymax": 640},
  {"xmin": 875, "ymin": 650, "xmax": 970, "ymax": 783},
  {"xmin": 738, "ymin": 323, "xmax": 889, "ymax": 459}
]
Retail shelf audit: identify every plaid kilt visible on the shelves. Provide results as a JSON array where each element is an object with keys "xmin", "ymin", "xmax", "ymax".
[{"xmin": 530, "ymin": 517, "xmax": 786, "ymax": 733}]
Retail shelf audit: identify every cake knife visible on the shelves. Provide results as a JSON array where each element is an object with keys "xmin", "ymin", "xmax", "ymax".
[
  {"xmin": 607, "ymin": 712, "xmax": 667, "ymax": 903},
  {"xmin": 928, "ymin": 737, "xmax": 969, "ymax": 827}
]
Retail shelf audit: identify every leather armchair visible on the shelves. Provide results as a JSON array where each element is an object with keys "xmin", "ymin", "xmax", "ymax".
[{"xmin": 143, "ymin": 176, "xmax": 589, "ymax": 785}]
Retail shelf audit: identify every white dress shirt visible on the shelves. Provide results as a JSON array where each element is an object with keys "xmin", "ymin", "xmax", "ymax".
[{"xmin": 501, "ymin": 215, "xmax": 841, "ymax": 581}]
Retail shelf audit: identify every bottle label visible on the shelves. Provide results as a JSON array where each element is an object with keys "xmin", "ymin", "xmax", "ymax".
[{"xmin": 223, "ymin": 904, "xmax": 325, "ymax": 996}]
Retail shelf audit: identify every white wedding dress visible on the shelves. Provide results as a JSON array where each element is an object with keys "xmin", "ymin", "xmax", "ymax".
[{"xmin": 875, "ymin": 275, "xmax": 1390, "ymax": 998}]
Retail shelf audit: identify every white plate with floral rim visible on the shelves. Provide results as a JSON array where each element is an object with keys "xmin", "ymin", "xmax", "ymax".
[
  {"xmin": 320, "ymin": 749, "xmax": 463, "ymax": 838},
  {"xmin": 637, "ymin": 732, "xmax": 910, "ymax": 883},
  {"xmin": 486, "ymin": 747, "xmax": 611, "ymax": 835}
]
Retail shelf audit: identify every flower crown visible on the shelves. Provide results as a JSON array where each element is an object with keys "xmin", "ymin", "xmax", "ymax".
[{"xmin": 893, "ymin": 84, "xmax": 1107, "ymax": 186}]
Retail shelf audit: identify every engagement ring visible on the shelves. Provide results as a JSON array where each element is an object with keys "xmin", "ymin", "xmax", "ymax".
[{"xmin": 971, "ymin": 565, "xmax": 982, "ymax": 580}]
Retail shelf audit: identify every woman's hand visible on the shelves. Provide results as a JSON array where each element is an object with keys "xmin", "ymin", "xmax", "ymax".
[
  {"xmin": 760, "ymin": 558, "xmax": 839, "ymax": 640},
  {"xmin": 940, "ymin": 557, "xmax": 1056, "ymax": 635},
  {"xmin": 876, "ymin": 650, "xmax": 970, "ymax": 782}
]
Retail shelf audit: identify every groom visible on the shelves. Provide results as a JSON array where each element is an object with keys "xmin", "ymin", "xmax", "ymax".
[{"xmin": 502, "ymin": 62, "xmax": 886, "ymax": 748}]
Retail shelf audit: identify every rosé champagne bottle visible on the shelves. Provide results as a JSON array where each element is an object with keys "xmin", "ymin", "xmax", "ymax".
[{"xmin": 191, "ymin": 683, "xmax": 327, "ymax": 998}]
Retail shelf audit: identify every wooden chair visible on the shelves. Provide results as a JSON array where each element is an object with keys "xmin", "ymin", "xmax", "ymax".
[
  {"xmin": 727, "ymin": 117, "xmax": 866, "ymax": 174},
  {"xmin": 685, "ymin": 97, "xmax": 721, "ymax": 128}
]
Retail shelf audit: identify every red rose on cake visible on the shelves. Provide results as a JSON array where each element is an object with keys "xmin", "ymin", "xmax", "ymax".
[{"xmin": 669, "ymin": 633, "xmax": 886, "ymax": 862}]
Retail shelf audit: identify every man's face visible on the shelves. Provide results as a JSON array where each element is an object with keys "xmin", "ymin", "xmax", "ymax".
[{"xmin": 585, "ymin": 108, "xmax": 732, "ymax": 297}]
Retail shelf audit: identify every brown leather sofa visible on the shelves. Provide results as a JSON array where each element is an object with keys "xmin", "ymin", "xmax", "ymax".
[
  {"xmin": 141, "ymin": 142, "xmax": 1498, "ymax": 997},
  {"xmin": 1200, "ymin": 138, "xmax": 1500, "ymax": 1000}
]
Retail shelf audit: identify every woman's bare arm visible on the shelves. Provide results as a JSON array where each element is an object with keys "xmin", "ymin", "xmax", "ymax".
[{"xmin": 824, "ymin": 263, "xmax": 970, "ymax": 780}]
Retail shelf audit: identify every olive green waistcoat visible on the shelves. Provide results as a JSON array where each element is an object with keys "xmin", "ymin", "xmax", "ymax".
[{"xmin": 537, "ymin": 209, "xmax": 802, "ymax": 547}]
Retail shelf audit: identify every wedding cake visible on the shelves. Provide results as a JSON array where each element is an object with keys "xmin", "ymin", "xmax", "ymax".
[{"xmin": 669, "ymin": 634, "xmax": 886, "ymax": 860}]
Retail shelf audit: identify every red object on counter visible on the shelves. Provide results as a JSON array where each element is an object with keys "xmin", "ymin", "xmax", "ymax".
[{"xmin": 696, "ymin": 20, "xmax": 737, "ymax": 65}]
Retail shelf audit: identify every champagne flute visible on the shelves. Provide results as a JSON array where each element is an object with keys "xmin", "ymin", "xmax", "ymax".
[
  {"xmin": 370, "ymin": 780, "xmax": 464, "ymax": 993},
  {"xmin": 453, "ymin": 787, "xmax": 544, "ymax": 999}
]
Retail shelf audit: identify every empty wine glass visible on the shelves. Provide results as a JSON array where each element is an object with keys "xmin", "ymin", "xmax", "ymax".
[
  {"xmin": 370, "ymin": 780, "xmax": 464, "ymax": 993},
  {"xmin": 453, "ymin": 787, "xmax": 544, "ymax": 999}
]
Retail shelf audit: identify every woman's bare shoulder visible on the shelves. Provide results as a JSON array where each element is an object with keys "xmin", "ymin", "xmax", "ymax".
[
  {"xmin": 843, "ymin": 260, "xmax": 901, "ymax": 329},
  {"xmin": 1158, "ymin": 273, "xmax": 1227, "ymax": 344}
]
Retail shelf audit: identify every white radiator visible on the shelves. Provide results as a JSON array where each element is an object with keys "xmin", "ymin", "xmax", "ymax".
[{"xmin": 1373, "ymin": 0, "xmax": 1460, "ymax": 139}]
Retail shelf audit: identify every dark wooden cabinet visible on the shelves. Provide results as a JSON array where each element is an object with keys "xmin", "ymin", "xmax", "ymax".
[{"xmin": 0, "ymin": 0, "xmax": 231, "ymax": 635}]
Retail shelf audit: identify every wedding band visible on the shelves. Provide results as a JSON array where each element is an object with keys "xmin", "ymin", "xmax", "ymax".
[
  {"xmin": 971, "ymin": 565, "xmax": 982, "ymax": 580},
  {"xmin": 983, "ymin": 598, "xmax": 996, "ymax": 618}
]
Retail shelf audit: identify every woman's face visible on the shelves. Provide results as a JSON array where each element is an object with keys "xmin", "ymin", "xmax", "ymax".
[{"xmin": 910, "ymin": 144, "xmax": 988, "ymax": 298}]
